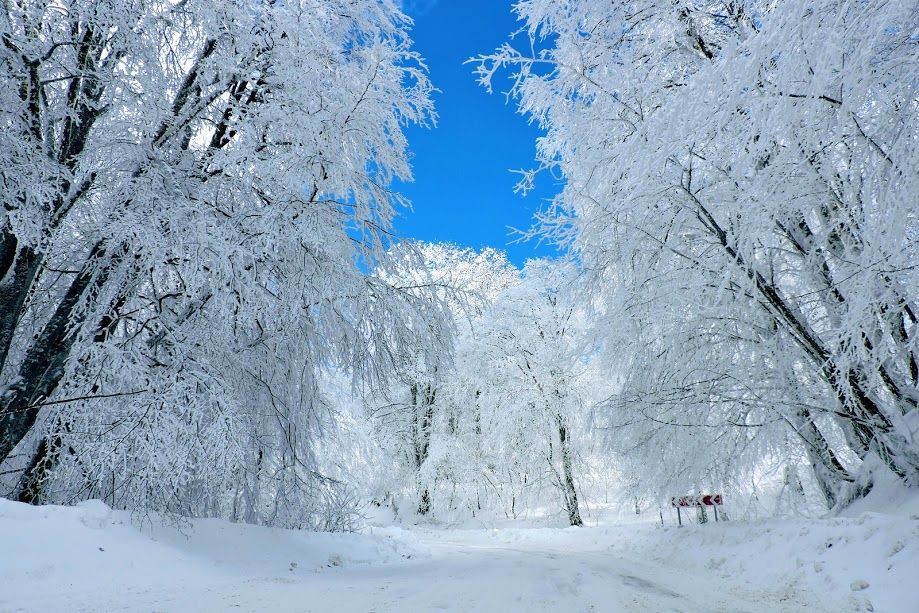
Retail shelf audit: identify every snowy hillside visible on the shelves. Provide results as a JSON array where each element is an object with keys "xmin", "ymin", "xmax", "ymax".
[{"xmin": 2, "ymin": 496, "xmax": 916, "ymax": 612}]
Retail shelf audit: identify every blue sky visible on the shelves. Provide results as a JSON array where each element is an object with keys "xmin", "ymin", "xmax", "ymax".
[{"xmin": 393, "ymin": 0, "xmax": 560, "ymax": 266}]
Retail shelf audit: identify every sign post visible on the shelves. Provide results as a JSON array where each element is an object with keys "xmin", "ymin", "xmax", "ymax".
[{"xmin": 671, "ymin": 494, "xmax": 723, "ymax": 526}]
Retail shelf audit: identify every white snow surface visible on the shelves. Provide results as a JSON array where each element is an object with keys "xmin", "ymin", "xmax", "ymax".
[{"xmin": 1, "ymin": 495, "xmax": 917, "ymax": 612}]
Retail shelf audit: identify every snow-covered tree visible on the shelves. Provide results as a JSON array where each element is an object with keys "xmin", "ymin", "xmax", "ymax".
[
  {"xmin": 0, "ymin": 0, "xmax": 442, "ymax": 527},
  {"xmin": 476, "ymin": 0, "xmax": 918, "ymax": 508},
  {"xmin": 369, "ymin": 242, "xmax": 518, "ymax": 516},
  {"xmin": 455, "ymin": 259, "xmax": 592, "ymax": 525}
]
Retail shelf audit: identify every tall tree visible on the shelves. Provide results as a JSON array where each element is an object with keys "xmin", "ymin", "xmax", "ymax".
[
  {"xmin": 451, "ymin": 259, "xmax": 591, "ymax": 525},
  {"xmin": 476, "ymin": 0, "xmax": 918, "ymax": 506},
  {"xmin": 369, "ymin": 242, "xmax": 518, "ymax": 516},
  {"xmin": 0, "ymin": 0, "xmax": 442, "ymax": 526}
]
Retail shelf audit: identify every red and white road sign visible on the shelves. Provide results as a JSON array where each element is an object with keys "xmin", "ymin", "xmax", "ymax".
[{"xmin": 671, "ymin": 494, "xmax": 723, "ymax": 507}]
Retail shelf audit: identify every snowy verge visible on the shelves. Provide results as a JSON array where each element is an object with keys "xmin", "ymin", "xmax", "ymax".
[
  {"xmin": 0, "ymin": 499, "xmax": 428, "ymax": 611},
  {"xmin": 613, "ymin": 510, "xmax": 918, "ymax": 613},
  {"xmin": 414, "ymin": 488, "xmax": 919, "ymax": 613},
  {"xmin": 617, "ymin": 477, "xmax": 919, "ymax": 613}
]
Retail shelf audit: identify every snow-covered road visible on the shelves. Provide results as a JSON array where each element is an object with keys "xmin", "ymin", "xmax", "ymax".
[
  {"xmin": 282, "ymin": 531, "xmax": 827, "ymax": 613},
  {"xmin": 112, "ymin": 540, "xmax": 815, "ymax": 612},
  {"xmin": 44, "ymin": 531, "xmax": 827, "ymax": 613},
  {"xmin": 5, "ymin": 499, "xmax": 914, "ymax": 612}
]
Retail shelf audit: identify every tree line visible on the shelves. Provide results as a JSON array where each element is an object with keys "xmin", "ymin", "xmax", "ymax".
[{"xmin": 2, "ymin": 0, "xmax": 916, "ymax": 527}]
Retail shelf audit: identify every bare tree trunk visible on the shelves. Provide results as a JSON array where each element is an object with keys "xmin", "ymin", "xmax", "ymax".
[
  {"xmin": 0, "ymin": 231, "xmax": 41, "ymax": 373},
  {"xmin": 15, "ymin": 435, "xmax": 55, "ymax": 504},
  {"xmin": 412, "ymin": 382, "xmax": 436, "ymax": 515},
  {"xmin": 0, "ymin": 240, "xmax": 123, "ymax": 464},
  {"xmin": 556, "ymin": 414, "xmax": 582, "ymax": 526},
  {"xmin": 417, "ymin": 488, "xmax": 431, "ymax": 515},
  {"xmin": 789, "ymin": 409, "xmax": 855, "ymax": 508}
]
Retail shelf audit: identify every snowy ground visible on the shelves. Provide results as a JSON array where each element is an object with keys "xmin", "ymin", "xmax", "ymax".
[{"xmin": 1, "ymin": 497, "xmax": 916, "ymax": 612}]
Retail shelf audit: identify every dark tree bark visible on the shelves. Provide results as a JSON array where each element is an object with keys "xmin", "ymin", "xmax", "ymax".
[
  {"xmin": 556, "ymin": 413, "xmax": 583, "ymax": 526},
  {"xmin": 0, "ymin": 241, "xmax": 123, "ymax": 464},
  {"xmin": 0, "ymin": 35, "xmax": 227, "ymax": 470},
  {"xmin": 411, "ymin": 382, "xmax": 437, "ymax": 515},
  {"xmin": 15, "ymin": 433, "xmax": 63, "ymax": 504},
  {"xmin": 789, "ymin": 408, "xmax": 854, "ymax": 508},
  {"xmin": 684, "ymin": 184, "xmax": 919, "ymax": 485},
  {"xmin": 0, "ymin": 233, "xmax": 41, "ymax": 371}
]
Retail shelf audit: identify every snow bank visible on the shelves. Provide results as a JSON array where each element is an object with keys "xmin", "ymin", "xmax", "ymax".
[
  {"xmin": 429, "ymin": 491, "xmax": 919, "ymax": 613},
  {"xmin": 0, "ymin": 499, "xmax": 427, "ymax": 611},
  {"xmin": 613, "ymin": 512, "xmax": 918, "ymax": 612}
]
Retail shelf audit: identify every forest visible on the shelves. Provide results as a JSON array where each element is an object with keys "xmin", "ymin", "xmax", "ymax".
[
  {"xmin": 0, "ymin": 1, "xmax": 917, "ymax": 610},
  {"xmin": 1, "ymin": 0, "xmax": 916, "ymax": 529}
]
